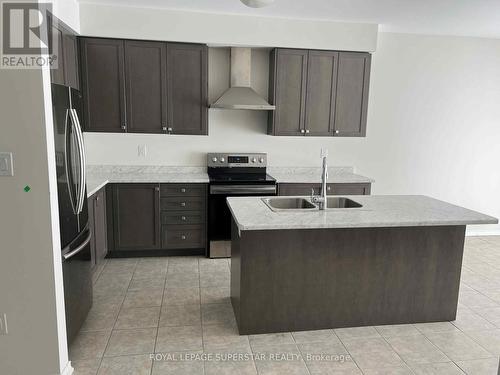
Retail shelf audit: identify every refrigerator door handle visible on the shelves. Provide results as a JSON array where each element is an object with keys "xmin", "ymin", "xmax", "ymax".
[
  {"xmin": 69, "ymin": 108, "xmax": 86, "ymax": 214},
  {"xmin": 64, "ymin": 109, "xmax": 78, "ymax": 214},
  {"xmin": 63, "ymin": 231, "xmax": 92, "ymax": 260}
]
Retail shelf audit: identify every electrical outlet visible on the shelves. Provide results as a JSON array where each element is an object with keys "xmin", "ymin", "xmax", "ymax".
[
  {"xmin": 0, "ymin": 313, "xmax": 8, "ymax": 335},
  {"xmin": 138, "ymin": 145, "xmax": 147, "ymax": 157}
]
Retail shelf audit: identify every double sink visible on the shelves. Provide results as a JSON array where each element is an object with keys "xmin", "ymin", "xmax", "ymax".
[{"xmin": 263, "ymin": 197, "xmax": 362, "ymax": 212}]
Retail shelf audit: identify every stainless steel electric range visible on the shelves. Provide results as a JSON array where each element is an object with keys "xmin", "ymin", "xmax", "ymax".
[{"xmin": 207, "ymin": 153, "xmax": 277, "ymax": 258}]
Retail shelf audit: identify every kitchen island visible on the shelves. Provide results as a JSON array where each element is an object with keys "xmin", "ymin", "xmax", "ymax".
[{"xmin": 227, "ymin": 195, "xmax": 497, "ymax": 335}]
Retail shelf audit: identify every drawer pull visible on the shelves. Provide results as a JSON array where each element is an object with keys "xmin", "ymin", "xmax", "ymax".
[
  {"xmin": 180, "ymin": 202, "xmax": 186, "ymax": 207},
  {"xmin": 181, "ymin": 188, "xmax": 186, "ymax": 193},
  {"xmin": 181, "ymin": 216, "xmax": 186, "ymax": 221},
  {"xmin": 181, "ymin": 235, "xmax": 186, "ymax": 240}
]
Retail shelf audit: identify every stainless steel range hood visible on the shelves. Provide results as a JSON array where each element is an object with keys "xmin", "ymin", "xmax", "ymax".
[{"xmin": 211, "ymin": 48, "xmax": 275, "ymax": 110}]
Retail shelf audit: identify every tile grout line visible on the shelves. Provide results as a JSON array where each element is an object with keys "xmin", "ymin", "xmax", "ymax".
[
  {"xmin": 198, "ymin": 257, "xmax": 208, "ymax": 375},
  {"xmin": 95, "ymin": 258, "xmax": 139, "ymax": 375},
  {"xmin": 151, "ymin": 258, "xmax": 169, "ymax": 375}
]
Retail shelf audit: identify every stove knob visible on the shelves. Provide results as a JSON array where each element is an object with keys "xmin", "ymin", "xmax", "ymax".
[
  {"xmin": 220, "ymin": 157, "xmax": 225, "ymax": 163},
  {"xmin": 259, "ymin": 157, "xmax": 265, "ymax": 163},
  {"xmin": 212, "ymin": 157, "xmax": 217, "ymax": 163},
  {"xmin": 251, "ymin": 157, "xmax": 257, "ymax": 163}
]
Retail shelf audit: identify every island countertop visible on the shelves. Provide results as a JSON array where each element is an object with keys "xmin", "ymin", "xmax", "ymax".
[{"xmin": 227, "ymin": 195, "xmax": 498, "ymax": 231}]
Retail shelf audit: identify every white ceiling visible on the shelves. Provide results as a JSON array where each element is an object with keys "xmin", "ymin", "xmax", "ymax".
[{"xmin": 77, "ymin": 0, "xmax": 500, "ymax": 39}]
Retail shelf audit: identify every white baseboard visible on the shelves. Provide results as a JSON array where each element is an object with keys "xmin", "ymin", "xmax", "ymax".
[
  {"xmin": 57, "ymin": 361, "xmax": 73, "ymax": 375},
  {"xmin": 466, "ymin": 227, "xmax": 500, "ymax": 237}
]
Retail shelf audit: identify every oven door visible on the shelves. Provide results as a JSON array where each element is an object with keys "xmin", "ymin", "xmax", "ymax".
[{"xmin": 208, "ymin": 184, "xmax": 276, "ymax": 258}]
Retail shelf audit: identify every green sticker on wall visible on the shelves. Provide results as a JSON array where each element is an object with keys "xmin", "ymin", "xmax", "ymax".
[{"xmin": 24, "ymin": 185, "xmax": 31, "ymax": 192}]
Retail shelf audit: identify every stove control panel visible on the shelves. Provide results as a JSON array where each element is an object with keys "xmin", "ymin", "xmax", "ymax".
[{"xmin": 207, "ymin": 153, "xmax": 267, "ymax": 168}]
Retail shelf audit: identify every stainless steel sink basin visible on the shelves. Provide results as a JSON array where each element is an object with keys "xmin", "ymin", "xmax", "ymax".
[
  {"xmin": 262, "ymin": 197, "xmax": 317, "ymax": 211},
  {"xmin": 327, "ymin": 197, "xmax": 363, "ymax": 208},
  {"xmin": 262, "ymin": 197, "xmax": 363, "ymax": 212}
]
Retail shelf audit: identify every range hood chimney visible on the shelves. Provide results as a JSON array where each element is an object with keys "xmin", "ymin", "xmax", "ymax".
[{"xmin": 211, "ymin": 48, "xmax": 275, "ymax": 110}]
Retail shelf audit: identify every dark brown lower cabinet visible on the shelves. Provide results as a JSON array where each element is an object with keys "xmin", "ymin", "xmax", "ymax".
[
  {"xmin": 278, "ymin": 182, "xmax": 371, "ymax": 196},
  {"xmin": 112, "ymin": 183, "xmax": 161, "ymax": 251},
  {"xmin": 88, "ymin": 187, "xmax": 108, "ymax": 271},
  {"xmin": 108, "ymin": 183, "xmax": 206, "ymax": 255}
]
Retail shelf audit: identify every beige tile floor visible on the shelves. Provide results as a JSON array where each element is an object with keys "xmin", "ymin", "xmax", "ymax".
[{"xmin": 71, "ymin": 236, "xmax": 500, "ymax": 375}]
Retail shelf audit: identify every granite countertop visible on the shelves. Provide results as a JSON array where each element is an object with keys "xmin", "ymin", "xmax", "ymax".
[
  {"xmin": 86, "ymin": 165, "xmax": 209, "ymax": 197},
  {"xmin": 227, "ymin": 195, "xmax": 498, "ymax": 231},
  {"xmin": 86, "ymin": 165, "xmax": 375, "ymax": 197},
  {"xmin": 268, "ymin": 167, "xmax": 374, "ymax": 184}
]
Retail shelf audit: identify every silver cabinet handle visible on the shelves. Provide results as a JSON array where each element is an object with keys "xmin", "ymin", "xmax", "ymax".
[
  {"xmin": 121, "ymin": 124, "xmax": 126, "ymax": 130},
  {"xmin": 305, "ymin": 129, "xmax": 310, "ymax": 134},
  {"xmin": 335, "ymin": 130, "xmax": 339, "ymax": 134},
  {"xmin": 181, "ymin": 216, "xmax": 186, "ymax": 221},
  {"xmin": 300, "ymin": 129, "xmax": 305, "ymax": 134},
  {"xmin": 162, "ymin": 126, "xmax": 167, "ymax": 132},
  {"xmin": 167, "ymin": 127, "xmax": 173, "ymax": 134},
  {"xmin": 155, "ymin": 186, "xmax": 160, "ymax": 192},
  {"xmin": 180, "ymin": 202, "xmax": 186, "ymax": 207},
  {"xmin": 181, "ymin": 188, "xmax": 186, "ymax": 193},
  {"xmin": 181, "ymin": 235, "xmax": 186, "ymax": 240},
  {"xmin": 63, "ymin": 231, "xmax": 92, "ymax": 260}
]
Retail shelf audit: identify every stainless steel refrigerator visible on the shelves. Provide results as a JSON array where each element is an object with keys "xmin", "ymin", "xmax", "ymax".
[{"xmin": 51, "ymin": 83, "xmax": 92, "ymax": 344}]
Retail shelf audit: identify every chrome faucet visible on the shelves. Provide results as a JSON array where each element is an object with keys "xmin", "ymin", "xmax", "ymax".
[{"xmin": 311, "ymin": 149, "xmax": 328, "ymax": 210}]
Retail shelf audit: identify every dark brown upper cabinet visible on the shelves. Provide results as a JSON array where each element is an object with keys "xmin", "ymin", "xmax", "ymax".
[
  {"xmin": 304, "ymin": 50, "xmax": 339, "ymax": 136},
  {"xmin": 112, "ymin": 184, "xmax": 161, "ymax": 251},
  {"xmin": 49, "ymin": 14, "xmax": 79, "ymax": 90},
  {"xmin": 268, "ymin": 48, "xmax": 371, "ymax": 137},
  {"xmin": 167, "ymin": 43, "xmax": 208, "ymax": 135},
  {"xmin": 268, "ymin": 49, "xmax": 308, "ymax": 136},
  {"xmin": 80, "ymin": 38, "xmax": 208, "ymax": 135},
  {"xmin": 80, "ymin": 38, "xmax": 126, "ymax": 132},
  {"xmin": 334, "ymin": 52, "xmax": 371, "ymax": 137},
  {"xmin": 50, "ymin": 23, "xmax": 65, "ymax": 86},
  {"xmin": 125, "ymin": 41, "xmax": 167, "ymax": 133}
]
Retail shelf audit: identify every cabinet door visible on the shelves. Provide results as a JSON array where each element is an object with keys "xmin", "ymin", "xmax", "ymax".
[
  {"xmin": 269, "ymin": 49, "xmax": 308, "ymax": 136},
  {"xmin": 87, "ymin": 195, "xmax": 97, "ymax": 269},
  {"xmin": 167, "ymin": 43, "xmax": 208, "ymax": 135},
  {"xmin": 334, "ymin": 52, "xmax": 371, "ymax": 137},
  {"xmin": 304, "ymin": 51, "xmax": 338, "ymax": 136},
  {"xmin": 50, "ymin": 23, "xmax": 65, "ymax": 85},
  {"xmin": 113, "ymin": 184, "xmax": 160, "ymax": 251},
  {"xmin": 94, "ymin": 188, "xmax": 108, "ymax": 260},
  {"xmin": 63, "ymin": 32, "xmax": 79, "ymax": 90},
  {"xmin": 80, "ymin": 38, "xmax": 126, "ymax": 132},
  {"xmin": 125, "ymin": 41, "xmax": 167, "ymax": 133}
]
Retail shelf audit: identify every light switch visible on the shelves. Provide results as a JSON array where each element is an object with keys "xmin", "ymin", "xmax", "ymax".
[{"xmin": 0, "ymin": 152, "xmax": 14, "ymax": 176}]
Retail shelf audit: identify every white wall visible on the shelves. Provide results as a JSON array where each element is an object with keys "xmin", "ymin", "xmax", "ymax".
[
  {"xmin": 0, "ymin": 66, "xmax": 70, "ymax": 375},
  {"xmin": 79, "ymin": 3, "xmax": 377, "ymax": 51},
  {"xmin": 52, "ymin": 0, "xmax": 80, "ymax": 32},
  {"xmin": 85, "ymin": 33, "xmax": 500, "ymax": 235},
  {"xmin": 0, "ymin": 1, "xmax": 78, "ymax": 373}
]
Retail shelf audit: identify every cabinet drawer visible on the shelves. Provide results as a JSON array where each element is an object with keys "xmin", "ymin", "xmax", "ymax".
[
  {"xmin": 161, "ymin": 211, "xmax": 205, "ymax": 225},
  {"xmin": 162, "ymin": 225, "xmax": 205, "ymax": 249},
  {"xmin": 161, "ymin": 184, "xmax": 206, "ymax": 197},
  {"xmin": 160, "ymin": 197, "xmax": 205, "ymax": 211},
  {"xmin": 327, "ymin": 183, "xmax": 371, "ymax": 195}
]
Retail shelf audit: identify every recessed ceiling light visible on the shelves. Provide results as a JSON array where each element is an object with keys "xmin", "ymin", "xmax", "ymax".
[{"xmin": 240, "ymin": 0, "xmax": 275, "ymax": 8}]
